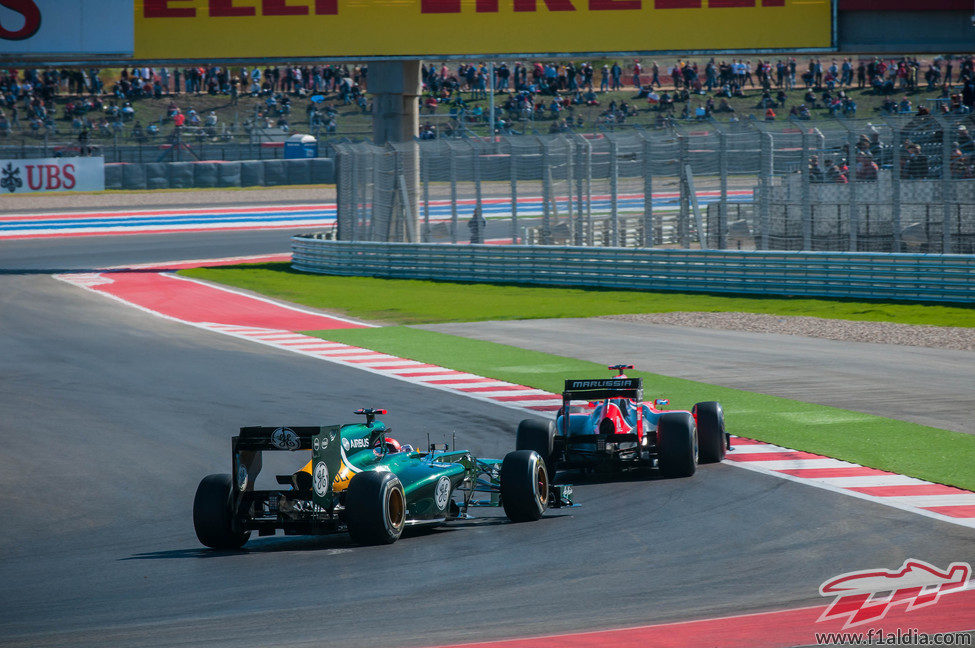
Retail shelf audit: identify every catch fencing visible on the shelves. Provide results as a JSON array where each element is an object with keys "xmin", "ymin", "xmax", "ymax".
[
  {"xmin": 0, "ymin": 126, "xmax": 365, "ymax": 164},
  {"xmin": 291, "ymin": 239, "xmax": 975, "ymax": 304},
  {"xmin": 334, "ymin": 115, "xmax": 975, "ymax": 254}
]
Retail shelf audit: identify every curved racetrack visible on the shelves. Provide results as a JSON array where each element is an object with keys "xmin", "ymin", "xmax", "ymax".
[{"xmin": 1, "ymin": 231, "xmax": 972, "ymax": 648}]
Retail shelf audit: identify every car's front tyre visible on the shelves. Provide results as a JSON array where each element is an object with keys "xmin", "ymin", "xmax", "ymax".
[
  {"xmin": 516, "ymin": 418, "xmax": 557, "ymax": 478},
  {"xmin": 694, "ymin": 401, "xmax": 727, "ymax": 464},
  {"xmin": 500, "ymin": 450, "xmax": 549, "ymax": 522}
]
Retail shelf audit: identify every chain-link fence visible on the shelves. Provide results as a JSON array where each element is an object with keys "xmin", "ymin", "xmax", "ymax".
[
  {"xmin": 335, "ymin": 115, "xmax": 975, "ymax": 254},
  {"xmin": 0, "ymin": 125, "xmax": 369, "ymax": 163}
]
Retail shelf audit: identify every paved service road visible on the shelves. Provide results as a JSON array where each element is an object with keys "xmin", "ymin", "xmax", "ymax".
[
  {"xmin": 1, "ymin": 237, "xmax": 972, "ymax": 648},
  {"xmin": 0, "ymin": 228, "xmax": 307, "ymax": 272},
  {"xmin": 423, "ymin": 318, "xmax": 975, "ymax": 436}
]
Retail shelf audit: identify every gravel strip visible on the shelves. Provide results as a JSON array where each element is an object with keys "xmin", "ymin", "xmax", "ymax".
[{"xmin": 601, "ymin": 312, "xmax": 975, "ymax": 351}]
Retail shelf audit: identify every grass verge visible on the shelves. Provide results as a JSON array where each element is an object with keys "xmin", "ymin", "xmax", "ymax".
[
  {"xmin": 178, "ymin": 263, "xmax": 975, "ymax": 327},
  {"xmin": 309, "ymin": 326, "xmax": 975, "ymax": 491}
]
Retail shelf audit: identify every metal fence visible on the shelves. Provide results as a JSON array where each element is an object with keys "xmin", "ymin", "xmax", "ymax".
[
  {"xmin": 334, "ymin": 115, "xmax": 975, "ymax": 254},
  {"xmin": 291, "ymin": 239, "xmax": 975, "ymax": 304},
  {"xmin": 0, "ymin": 125, "xmax": 368, "ymax": 163}
]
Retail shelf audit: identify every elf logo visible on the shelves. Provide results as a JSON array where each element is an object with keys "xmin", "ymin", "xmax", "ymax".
[{"xmin": 0, "ymin": 0, "xmax": 42, "ymax": 41}]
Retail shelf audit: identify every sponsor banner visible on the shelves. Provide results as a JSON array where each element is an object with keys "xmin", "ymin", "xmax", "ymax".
[
  {"xmin": 0, "ymin": 0, "xmax": 133, "ymax": 56},
  {"xmin": 0, "ymin": 157, "xmax": 104, "ymax": 194},
  {"xmin": 135, "ymin": 0, "xmax": 832, "ymax": 60}
]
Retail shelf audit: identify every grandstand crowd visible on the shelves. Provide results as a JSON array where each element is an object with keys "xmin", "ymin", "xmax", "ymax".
[
  {"xmin": 0, "ymin": 56, "xmax": 973, "ymax": 165},
  {"xmin": 0, "ymin": 64, "xmax": 369, "ymax": 141}
]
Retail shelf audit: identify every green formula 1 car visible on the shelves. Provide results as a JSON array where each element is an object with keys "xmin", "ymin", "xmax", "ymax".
[{"xmin": 193, "ymin": 408, "xmax": 573, "ymax": 549}]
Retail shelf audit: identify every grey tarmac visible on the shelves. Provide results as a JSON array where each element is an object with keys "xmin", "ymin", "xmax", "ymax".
[{"xmin": 0, "ymin": 234, "xmax": 972, "ymax": 648}]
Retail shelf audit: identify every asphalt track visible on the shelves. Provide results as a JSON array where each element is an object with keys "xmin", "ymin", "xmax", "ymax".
[{"xmin": 1, "ymin": 233, "xmax": 973, "ymax": 648}]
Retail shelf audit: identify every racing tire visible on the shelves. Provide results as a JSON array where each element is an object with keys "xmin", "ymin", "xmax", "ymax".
[
  {"xmin": 193, "ymin": 474, "xmax": 250, "ymax": 550},
  {"xmin": 657, "ymin": 412, "xmax": 697, "ymax": 479},
  {"xmin": 694, "ymin": 401, "xmax": 726, "ymax": 464},
  {"xmin": 345, "ymin": 471, "xmax": 407, "ymax": 545},
  {"xmin": 516, "ymin": 418, "xmax": 557, "ymax": 478},
  {"xmin": 500, "ymin": 450, "xmax": 549, "ymax": 523}
]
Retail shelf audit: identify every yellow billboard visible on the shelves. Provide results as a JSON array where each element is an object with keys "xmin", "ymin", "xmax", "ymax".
[{"xmin": 134, "ymin": 0, "xmax": 832, "ymax": 60}]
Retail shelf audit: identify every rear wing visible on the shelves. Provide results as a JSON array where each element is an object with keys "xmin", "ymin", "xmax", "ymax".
[
  {"xmin": 232, "ymin": 425, "xmax": 343, "ymax": 509},
  {"xmin": 235, "ymin": 426, "xmax": 323, "ymax": 451},
  {"xmin": 562, "ymin": 378, "xmax": 643, "ymax": 402}
]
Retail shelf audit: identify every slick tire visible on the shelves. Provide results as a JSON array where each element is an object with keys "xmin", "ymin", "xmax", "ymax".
[
  {"xmin": 694, "ymin": 401, "xmax": 727, "ymax": 464},
  {"xmin": 346, "ymin": 471, "xmax": 407, "ymax": 545},
  {"xmin": 500, "ymin": 450, "xmax": 549, "ymax": 523},
  {"xmin": 193, "ymin": 473, "xmax": 250, "ymax": 550},
  {"xmin": 516, "ymin": 418, "xmax": 557, "ymax": 478},
  {"xmin": 657, "ymin": 412, "xmax": 697, "ymax": 479}
]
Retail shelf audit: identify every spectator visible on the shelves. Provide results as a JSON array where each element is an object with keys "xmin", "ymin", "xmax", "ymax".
[
  {"xmin": 610, "ymin": 62, "xmax": 621, "ymax": 91},
  {"xmin": 855, "ymin": 153, "xmax": 878, "ymax": 180},
  {"xmin": 824, "ymin": 158, "xmax": 847, "ymax": 183},
  {"xmin": 902, "ymin": 142, "xmax": 928, "ymax": 179},
  {"xmin": 77, "ymin": 125, "xmax": 90, "ymax": 155},
  {"xmin": 808, "ymin": 155, "xmax": 825, "ymax": 182}
]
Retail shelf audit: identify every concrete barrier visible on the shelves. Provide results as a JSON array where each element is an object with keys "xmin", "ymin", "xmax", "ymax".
[
  {"xmin": 104, "ymin": 157, "xmax": 335, "ymax": 190},
  {"xmin": 263, "ymin": 160, "xmax": 286, "ymax": 186},
  {"xmin": 240, "ymin": 160, "xmax": 265, "ymax": 187},
  {"xmin": 104, "ymin": 164, "xmax": 123, "ymax": 190},
  {"xmin": 145, "ymin": 162, "xmax": 169, "ymax": 190},
  {"xmin": 217, "ymin": 162, "xmax": 242, "ymax": 187},
  {"xmin": 284, "ymin": 159, "xmax": 311, "ymax": 186},
  {"xmin": 193, "ymin": 162, "xmax": 219, "ymax": 189},
  {"xmin": 121, "ymin": 163, "xmax": 147, "ymax": 190}
]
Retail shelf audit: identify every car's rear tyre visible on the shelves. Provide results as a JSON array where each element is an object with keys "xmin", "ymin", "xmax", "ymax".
[
  {"xmin": 193, "ymin": 473, "xmax": 250, "ymax": 550},
  {"xmin": 345, "ymin": 471, "xmax": 406, "ymax": 545},
  {"xmin": 516, "ymin": 418, "xmax": 557, "ymax": 477},
  {"xmin": 500, "ymin": 450, "xmax": 549, "ymax": 522},
  {"xmin": 694, "ymin": 401, "xmax": 726, "ymax": 464},
  {"xmin": 657, "ymin": 412, "xmax": 697, "ymax": 478}
]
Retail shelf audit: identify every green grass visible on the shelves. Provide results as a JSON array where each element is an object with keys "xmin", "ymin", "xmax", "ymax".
[
  {"xmin": 309, "ymin": 326, "xmax": 975, "ymax": 491},
  {"xmin": 178, "ymin": 263, "xmax": 975, "ymax": 327}
]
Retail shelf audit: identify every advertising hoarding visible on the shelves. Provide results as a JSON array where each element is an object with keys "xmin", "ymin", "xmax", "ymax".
[
  {"xmin": 0, "ymin": 157, "xmax": 105, "ymax": 194},
  {"xmin": 0, "ymin": 0, "xmax": 133, "ymax": 58},
  {"xmin": 134, "ymin": 0, "xmax": 833, "ymax": 60}
]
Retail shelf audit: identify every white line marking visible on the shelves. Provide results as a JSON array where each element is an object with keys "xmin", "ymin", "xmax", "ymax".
[
  {"xmin": 726, "ymin": 458, "xmax": 857, "ymax": 471},
  {"xmin": 725, "ymin": 444, "xmax": 789, "ymax": 454},
  {"xmin": 809, "ymin": 475, "xmax": 932, "ymax": 488},
  {"xmin": 884, "ymin": 494, "xmax": 975, "ymax": 507}
]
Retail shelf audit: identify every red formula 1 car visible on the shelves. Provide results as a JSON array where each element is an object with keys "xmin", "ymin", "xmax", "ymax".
[{"xmin": 515, "ymin": 364, "xmax": 730, "ymax": 478}]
